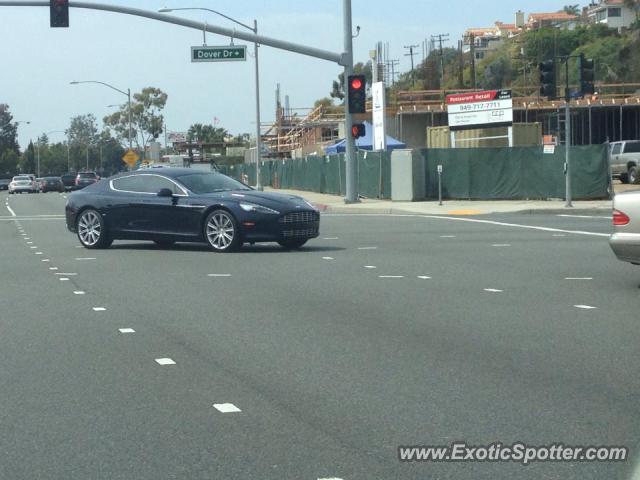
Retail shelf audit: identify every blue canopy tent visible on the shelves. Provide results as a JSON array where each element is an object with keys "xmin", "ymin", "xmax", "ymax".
[{"xmin": 324, "ymin": 121, "xmax": 406, "ymax": 154}]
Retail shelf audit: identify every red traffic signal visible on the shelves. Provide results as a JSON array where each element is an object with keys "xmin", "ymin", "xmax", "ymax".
[
  {"xmin": 351, "ymin": 123, "xmax": 365, "ymax": 139},
  {"xmin": 347, "ymin": 74, "xmax": 366, "ymax": 114}
]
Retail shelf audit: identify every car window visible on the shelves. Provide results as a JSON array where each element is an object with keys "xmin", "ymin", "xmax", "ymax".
[
  {"xmin": 623, "ymin": 142, "xmax": 640, "ymax": 153},
  {"xmin": 112, "ymin": 174, "xmax": 185, "ymax": 195},
  {"xmin": 176, "ymin": 173, "xmax": 251, "ymax": 194},
  {"xmin": 611, "ymin": 143, "xmax": 622, "ymax": 155}
]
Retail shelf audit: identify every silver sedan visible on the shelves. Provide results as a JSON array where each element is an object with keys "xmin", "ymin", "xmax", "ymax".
[{"xmin": 610, "ymin": 190, "xmax": 640, "ymax": 265}]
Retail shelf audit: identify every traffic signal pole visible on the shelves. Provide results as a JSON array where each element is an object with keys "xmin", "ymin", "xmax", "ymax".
[
  {"xmin": 564, "ymin": 58, "xmax": 572, "ymax": 208},
  {"xmin": 343, "ymin": 0, "xmax": 358, "ymax": 203}
]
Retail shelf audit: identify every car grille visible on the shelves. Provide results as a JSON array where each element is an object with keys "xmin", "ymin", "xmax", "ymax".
[
  {"xmin": 279, "ymin": 211, "xmax": 319, "ymax": 224},
  {"xmin": 282, "ymin": 227, "xmax": 319, "ymax": 239}
]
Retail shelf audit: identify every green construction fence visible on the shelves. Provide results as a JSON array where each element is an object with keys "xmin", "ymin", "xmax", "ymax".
[
  {"xmin": 420, "ymin": 145, "xmax": 609, "ymax": 200},
  {"xmin": 219, "ymin": 150, "xmax": 391, "ymax": 199}
]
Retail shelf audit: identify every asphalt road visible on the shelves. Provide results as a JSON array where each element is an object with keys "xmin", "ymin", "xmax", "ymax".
[{"xmin": 1, "ymin": 191, "xmax": 639, "ymax": 480}]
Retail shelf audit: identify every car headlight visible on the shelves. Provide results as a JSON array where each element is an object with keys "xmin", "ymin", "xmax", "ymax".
[
  {"xmin": 239, "ymin": 202, "xmax": 280, "ymax": 214},
  {"xmin": 303, "ymin": 200, "xmax": 318, "ymax": 211}
]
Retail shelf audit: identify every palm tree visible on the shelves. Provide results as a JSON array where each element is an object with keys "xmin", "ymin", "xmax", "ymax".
[{"xmin": 562, "ymin": 4, "xmax": 580, "ymax": 16}]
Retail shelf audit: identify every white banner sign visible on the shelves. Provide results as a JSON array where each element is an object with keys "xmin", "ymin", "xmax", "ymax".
[
  {"xmin": 372, "ymin": 82, "xmax": 386, "ymax": 151},
  {"xmin": 447, "ymin": 90, "xmax": 513, "ymax": 131}
]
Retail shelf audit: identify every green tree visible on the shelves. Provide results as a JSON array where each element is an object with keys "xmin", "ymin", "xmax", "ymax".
[
  {"xmin": 0, "ymin": 104, "xmax": 20, "ymax": 155},
  {"xmin": 187, "ymin": 123, "xmax": 228, "ymax": 144},
  {"xmin": 103, "ymin": 87, "xmax": 167, "ymax": 154},
  {"xmin": 562, "ymin": 4, "xmax": 580, "ymax": 16},
  {"xmin": 0, "ymin": 149, "xmax": 19, "ymax": 175},
  {"xmin": 19, "ymin": 141, "xmax": 36, "ymax": 174}
]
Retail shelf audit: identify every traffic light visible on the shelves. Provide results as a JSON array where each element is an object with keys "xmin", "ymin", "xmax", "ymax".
[
  {"xmin": 50, "ymin": 0, "xmax": 69, "ymax": 28},
  {"xmin": 579, "ymin": 54, "xmax": 595, "ymax": 97},
  {"xmin": 539, "ymin": 60, "xmax": 556, "ymax": 99},
  {"xmin": 347, "ymin": 75, "xmax": 366, "ymax": 114},
  {"xmin": 351, "ymin": 123, "xmax": 365, "ymax": 139}
]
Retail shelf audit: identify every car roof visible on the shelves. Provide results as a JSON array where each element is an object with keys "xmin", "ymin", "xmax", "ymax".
[{"xmin": 114, "ymin": 168, "xmax": 215, "ymax": 179}]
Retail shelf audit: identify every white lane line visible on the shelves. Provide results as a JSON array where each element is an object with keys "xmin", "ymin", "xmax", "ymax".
[
  {"xmin": 118, "ymin": 328, "xmax": 135, "ymax": 333},
  {"xmin": 41, "ymin": 259, "xmax": 50, "ymax": 262},
  {"xmin": 155, "ymin": 358, "xmax": 176, "ymax": 365},
  {"xmin": 379, "ymin": 275, "xmax": 404, "ymax": 279},
  {"xmin": 357, "ymin": 246, "xmax": 378, "ymax": 250},
  {"xmin": 492, "ymin": 244, "xmax": 511, "ymax": 247},
  {"xmin": 440, "ymin": 235, "xmax": 456, "ymax": 238},
  {"xmin": 364, "ymin": 265, "xmax": 377, "ymax": 269},
  {"xmin": 325, "ymin": 213, "xmax": 610, "ymax": 237},
  {"xmin": 565, "ymin": 277, "xmax": 593, "ymax": 281},
  {"xmin": 59, "ymin": 278, "xmax": 69, "ymax": 281},
  {"xmin": 24, "ymin": 237, "xmax": 30, "ymax": 240},
  {"xmin": 75, "ymin": 257, "xmax": 96, "ymax": 261},
  {"xmin": 553, "ymin": 234, "xmax": 566, "ymax": 237},
  {"xmin": 35, "ymin": 252, "xmax": 43, "ymax": 255},
  {"xmin": 92, "ymin": 307, "xmax": 106, "ymax": 312},
  {"xmin": 557, "ymin": 214, "xmax": 612, "ymax": 219},
  {"xmin": 49, "ymin": 267, "xmax": 58, "ymax": 271},
  {"xmin": 73, "ymin": 291, "xmax": 85, "ymax": 295},
  {"xmin": 417, "ymin": 276, "xmax": 432, "ymax": 279},
  {"xmin": 322, "ymin": 256, "xmax": 334, "ymax": 260},
  {"xmin": 6, "ymin": 205, "xmax": 16, "ymax": 217},
  {"xmin": 55, "ymin": 272, "xmax": 77, "ymax": 276},
  {"xmin": 26, "ymin": 241, "xmax": 33, "ymax": 244},
  {"xmin": 323, "ymin": 237, "xmax": 339, "ymax": 240},
  {"xmin": 574, "ymin": 305, "xmax": 597, "ymax": 309},
  {"xmin": 318, "ymin": 478, "xmax": 344, "ymax": 480},
  {"xmin": 30, "ymin": 246, "xmax": 37, "ymax": 249},
  {"xmin": 213, "ymin": 403, "xmax": 241, "ymax": 413},
  {"xmin": 207, "ymin": 274, "xmax": 232, "ymax": 277},
  {"xmin": 484, "ymin": 288, "xmax": 504, "ymax": 293}
]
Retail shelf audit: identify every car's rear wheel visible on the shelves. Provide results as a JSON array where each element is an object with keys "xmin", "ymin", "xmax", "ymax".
[
  {"xmin": 204, "ymin": 210, "xmax": 240, "ymax": 252},
  {"xmin": 278, "ymin": 239, "xmax": 308, "ymax": 250},
  {"xmin": 77, "ymin": 209, "xmax": 112, "ymax": 249},
  {"xmin": 629, "ymin": 166, "xmax": 639, "ymax": 185}
]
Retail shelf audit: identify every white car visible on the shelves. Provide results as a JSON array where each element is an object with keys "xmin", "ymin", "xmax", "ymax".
[{"xmin": 8, "ymin": 175, "xmax": 38, "ymax": 194}]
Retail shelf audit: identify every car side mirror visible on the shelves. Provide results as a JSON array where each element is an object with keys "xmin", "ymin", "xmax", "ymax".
[{"xmin": 157, "ymin": 188, "xmax": 173, "ymax": 197}]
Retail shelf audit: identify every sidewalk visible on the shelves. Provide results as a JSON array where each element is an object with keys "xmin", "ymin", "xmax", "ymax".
[{"xmin": 264, "ymin": 188, "xmax": 614, "ymax": 216}]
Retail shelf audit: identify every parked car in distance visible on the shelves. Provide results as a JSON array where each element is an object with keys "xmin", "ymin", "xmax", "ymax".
[
  {"xmin": 610, "ymin": 190, "xmax": 640, "ymax": 265},
  {"xmin": 40, "ymin": 176, "xmax": 65, "ymax": 193},
  {"xmin": 75, "ymin": 171, "xmax": 99, "ymax": 189},
  {"xmin": 61, "ymin": 173, "xmax": 78, "ymax": 191},
  {"xmin": 610, "ymin": 140, "xmax": 640, "ymax": 184},
  {"xmin": 0, "ymin": 178, "xmax": 10, "ymax": 190},
  {"xmin": 8, "ymin": 175, "xmax": 38, "ymax": 194}
]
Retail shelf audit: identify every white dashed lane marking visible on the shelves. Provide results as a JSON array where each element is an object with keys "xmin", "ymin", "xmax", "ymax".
[
  {"xmin": 155, "ymin": 358, "xmax": 176, "ymax": 365},
  {"xmin": 75, "ymin": 257, "xmax": 96, "ymax": 261},
  {"xmin": 41, "ymin": 259, "xmax": 50, "ymax": 262},
  {"xmin": 484, "ymin": 288, "xmax": 504, "ymax": 293},
  {"xmin": 59, "ymin": 278, "xmax": 69, "ymax": 281},
  {"xmin": 55, "ymin": 273, "xmax": 77, "ymax": 276},
  {"xmin": 440, "ymin": 235, "xmax": 456, "ymax": 238},
  {"xmin": 73, "ymin": 291, "xmax": 85, "ymax": 295},
  {"xmin": 417, "ymin": 276, "xmax": 432, "ymax": 279},
  {"xmin": 364, "ymin": 265, "xmax": 377, "ymax": 269},
  {"xmin": 213, "ymin": 403, "xmax": 241, "ymax": 413},
  {"xmin": 323, "ymin": 237, "xmax": 339, "ymax": 240},
  {"xmin": 379, "ymin": 275, "xmax": 404, "ymax": 279},
  {"xmin": 322, "ymin": 257, "xmax": 334, "ymax": 260},
  {"xmin": 35, "ymin": 252, "xmax": 43, "ymax": 255},
  {"xmin": 118, "ymin": 328, "xmax": 135, "ymax": 333},
  {"xmin": 49, "ymin": 267, "xmax": 58, "ymax": 271},
  {"xmin": 207, "ymin": 274, "xmax": 232, "ymax": 277},
  {"xmin": 6, "ymin": 205, "xmax": 16, "ymax": 217},
  {"xmin": 565, "ymin": 277, "xmax": 593, "ymax": 281},
  {"xmin": 492, "ymin": 244, "xmax": 511, "ymax": 247},
  {"xmin": 92, "ymin": 307, "xmax": 106, "ymax": 312},
  {"xmin": 574, "ymin": 305, "xmax": 597, "ymax": 310},
  {"xmin": 357, "ymin": 246, "xmax": 378, "ymax": 250}
]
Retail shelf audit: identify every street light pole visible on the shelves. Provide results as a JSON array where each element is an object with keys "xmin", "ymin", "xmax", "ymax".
[
  {"xmin": 158, "ymin": 7, "xmax": 262, "ymax": 189},
  {"xmin": 70, "ymin": 80, "xmax": 133, "ymax": 151}
]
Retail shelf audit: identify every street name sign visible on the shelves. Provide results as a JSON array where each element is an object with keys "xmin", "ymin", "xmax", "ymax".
[
  {"xmin": 122, "ymin": 149, "xmax": 140, "ymax": 167},
  {"xmin": 446, "ymin": 90, "xmax": 513, "ymax": 131},
  {"xmin": 191, "ymin": 45, "xmax": 247, "ymax": 63}
]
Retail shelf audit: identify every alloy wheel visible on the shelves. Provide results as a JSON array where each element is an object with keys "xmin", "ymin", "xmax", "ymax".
[
  {"xmin": 78, "ymin": 210, "xmax": 102, "ymax": 246},
  {"xmin": 206, "ymin": 211, "xmax": 236, "ymax": 251}
]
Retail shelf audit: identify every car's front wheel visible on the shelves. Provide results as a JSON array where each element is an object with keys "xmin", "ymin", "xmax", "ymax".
[
  {"xmin": 204, "ymin": 209, "xmax": 240, "ymax": 252},
  {"xmin": 278, "ymin": 239, "xmax": 308, "ymax": 250},
  {"xmin": 77, "ymin": 209, "xmax": 112, "ymax": 249}
]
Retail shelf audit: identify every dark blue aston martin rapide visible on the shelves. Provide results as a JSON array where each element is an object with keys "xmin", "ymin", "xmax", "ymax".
[{"xmin": 65, "ymin": 168, "xmax": 320, "ymax": 252}]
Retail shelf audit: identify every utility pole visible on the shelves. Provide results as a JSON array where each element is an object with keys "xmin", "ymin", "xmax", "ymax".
[
  {"xmin": 431, "ymin": 33, "xmax": 449, "ymax": 90},
  {"xmin": 469, "ymin": 33, "xmax": 477, "ymax": 89},
  {"xmin": 457, "ymin": 39, "xmax": 464, "ymax": 88},
  {"xmin": 404, "ymin": 44, "xmax": 419, "ymax": 87}
]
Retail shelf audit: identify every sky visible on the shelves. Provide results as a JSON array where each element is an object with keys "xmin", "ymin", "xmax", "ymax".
[{"xmin": 1, "ymin": 0, "xmax": 568, "ymax": 149}]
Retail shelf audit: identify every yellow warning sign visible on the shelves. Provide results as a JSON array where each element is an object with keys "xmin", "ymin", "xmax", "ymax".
[{"xmin": 122, "ymin": 149, "xmax": 140, "ymax": 167}]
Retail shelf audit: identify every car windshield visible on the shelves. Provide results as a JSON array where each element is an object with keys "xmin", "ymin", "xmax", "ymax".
[{"xmin": 176, "ymin": 173, "xmax": 251, "ymax": 194}]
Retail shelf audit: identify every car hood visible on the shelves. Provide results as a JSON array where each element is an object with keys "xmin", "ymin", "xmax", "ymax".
[{"xmin": 200, "ymin": 190, "xmax": 315, "ymax": 210}]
